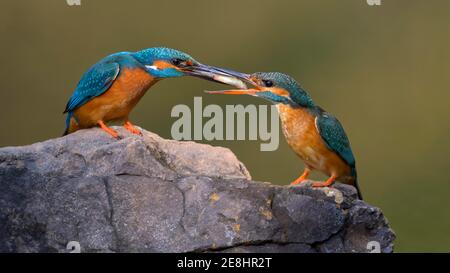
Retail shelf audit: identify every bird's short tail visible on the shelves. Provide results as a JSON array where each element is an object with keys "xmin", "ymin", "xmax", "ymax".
[
  {"xmin": 351, "ymin": 167, "xmax": 363, "ymax": 200},
  {"xmin": 63, "ymin": 112, "xmax": 79, "ymax": 136}
]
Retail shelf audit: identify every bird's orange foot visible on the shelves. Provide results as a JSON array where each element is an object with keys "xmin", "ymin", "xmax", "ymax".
[
  {"xmin": 290, "ymin": 178, "xmax": 306, "ymax": 185},
  {"xmin": 291, "ymin": 168, "xmax": 310, "ymax": 186},
  {"xmin": 124, "ymin": 121, "xmax": 142, "ymax": 136},
  {"xmin": 97, "ymin": 120, "xmax": 120, "ymax": 139},
  {"xmin": 290, "ymin": 169, "xmax": 311, "ymax": 185},
  {"xmin": 312, "ymin": 176, "xmax": 337, "ymax": 188}
]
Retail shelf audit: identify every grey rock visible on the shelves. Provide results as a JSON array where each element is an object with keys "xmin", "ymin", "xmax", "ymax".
[{"xmin": 0, "ymin": 127, "xmax": 395, "ymax": 253}]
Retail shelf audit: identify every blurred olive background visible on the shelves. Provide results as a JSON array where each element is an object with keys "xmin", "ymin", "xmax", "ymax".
[{"xmin": 1, "ymin": 0, "xmax": 449, "ymax": 252}]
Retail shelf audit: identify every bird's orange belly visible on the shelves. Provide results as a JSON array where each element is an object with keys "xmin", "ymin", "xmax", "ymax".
[
  {"xmin": 74, "ymin": 68, "xmax": 156, "ymax": 127},
  {"xmin": 277, "ymin": 105, "xmax": 351, "ymax": 179}
]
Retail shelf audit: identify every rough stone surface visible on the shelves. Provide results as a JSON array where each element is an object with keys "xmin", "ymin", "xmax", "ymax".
[{"xmin": 0, "ymin": 127, "xmax": 395, "ymax": 253}]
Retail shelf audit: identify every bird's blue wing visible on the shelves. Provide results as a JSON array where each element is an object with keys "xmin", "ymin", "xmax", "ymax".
[
  {"xmin": 315, "ymin": 111, "xmax": 355, "ymax": 167},
  {"xmin": 64, "ymin": 61, "xmax": 120, "ymax": 112}
]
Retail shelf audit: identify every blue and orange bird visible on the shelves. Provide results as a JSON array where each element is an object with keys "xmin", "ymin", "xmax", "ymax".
[
  {"xmin": 207, "ymin": 71, "xmax": 362, "ymax": 199},
  {"xmin": 63, "ymin": 47, "xmax": 232, "ymax": 138}
]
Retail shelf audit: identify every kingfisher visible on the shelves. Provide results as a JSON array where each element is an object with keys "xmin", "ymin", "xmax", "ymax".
[
  {"xmin": 63, "ymin": 47, "xmax": 236, "ymax": 138},
  {"xmin": 207, "ymin": 71, "xmax": 362, "ymax": 199}
]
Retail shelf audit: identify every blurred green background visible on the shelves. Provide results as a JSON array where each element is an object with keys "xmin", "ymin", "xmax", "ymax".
[{"xmin": 0, "ymin": 0, "xmax": 449, "ymax": 252}]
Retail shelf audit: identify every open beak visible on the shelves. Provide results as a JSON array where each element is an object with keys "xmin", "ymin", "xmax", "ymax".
[
  {"xmin": 203, "ymin": 68, "xmax": 262, "ymax": 95},
  {"xmin": 182, "ymin": 62, "xmax": 248, "ymax": 89}
]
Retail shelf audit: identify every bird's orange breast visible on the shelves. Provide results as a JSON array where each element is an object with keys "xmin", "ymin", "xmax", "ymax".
[
  {"xmin": 277, "ymin": 104, "xmax": 351, "ymax": 178},
  {"xmin": 74, "ymin": 67, "xmax": 156, "ymax": 127}
]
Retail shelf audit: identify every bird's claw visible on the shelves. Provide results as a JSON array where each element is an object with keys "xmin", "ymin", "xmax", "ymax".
[
  {"xmin": 97, "ymin": 120, "xmax": 121, "ymax": 139},
  {"xmin": 125, "ymin": 126, "xmax": 142, "ymax": 135},
  {"xmin": 107, "ymin": 131, "xmax": 121, "ymax": 139},
  {"xmin": 290, "ymin": 178, "xmax": 307, "ymax": 186},
  {"xmin": 312, "ymin": 176, "xmax": 336, "ymax": 188},
  {"xmin": 312, "ymin": 182, "xmax": 327, "ymax": 187},
  {"xmin": 124, "ymin": 122, "xmax": 142, "ymax": 136}
]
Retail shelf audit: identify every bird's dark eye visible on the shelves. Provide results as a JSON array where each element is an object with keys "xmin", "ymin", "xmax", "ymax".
[
  {"xmin": 263, "ymin": 80, "xmax": 274, "ymax": 87},
  {"xmin": 171, "ymin": 58, "xmax": 183, "ymax": 66}
]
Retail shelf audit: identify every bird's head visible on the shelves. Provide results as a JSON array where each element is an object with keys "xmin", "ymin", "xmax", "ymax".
[
  {"xmin": 133, "ymin": 47, "xmax": 246, "ymax": 86},
  {"xmin": 206, "ymin": 71, "xmax": 315, "ymax": 108}
]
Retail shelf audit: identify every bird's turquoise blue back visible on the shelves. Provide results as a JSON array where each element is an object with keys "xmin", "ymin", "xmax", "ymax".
[
  {"xmin": 314, "ymin": 108, "xmax": 355, "ymax": 168},
  {"xmin": 63, "ymin": 52, "xmax": 140, "ymax": 113}
]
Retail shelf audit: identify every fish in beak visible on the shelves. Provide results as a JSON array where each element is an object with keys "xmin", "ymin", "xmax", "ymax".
[
  {"xmin": 203, "ymin": 68, "xmax": 263, "ymax": 95},
  {"xmin": 181, "ymin": 62, "xmax": 248, "ymax": 89}
]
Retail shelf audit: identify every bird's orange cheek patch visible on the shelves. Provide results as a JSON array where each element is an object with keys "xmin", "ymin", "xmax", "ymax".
[
  {"xmin": 152, "ymin": 60, "xmax": 178, "ymax": 70},
  {"xmin": 268, "ymin": 87, "xmax": 289, "ymax": 96}
]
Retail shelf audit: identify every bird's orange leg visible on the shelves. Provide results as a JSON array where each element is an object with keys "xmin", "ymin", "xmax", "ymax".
[
  {"xmin": 123, "ymin": 121, "xmax": 142, "ymax": 136},
  {"xmin": 290, "ymin": 168, "xmax": 311, "ymax": 185},
  {"xmin": 312, "ymin": 175, "xmax": 337, "ymax": 188},
  {"xmin": 97, "ymin": 120, "xmax": 119, "ymax": 139}
]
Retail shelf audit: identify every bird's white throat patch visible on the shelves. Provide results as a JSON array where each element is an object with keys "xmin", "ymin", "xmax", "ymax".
[{"xmin": 145, "ymin": 65, "xmax": 159, "ymax": 71}]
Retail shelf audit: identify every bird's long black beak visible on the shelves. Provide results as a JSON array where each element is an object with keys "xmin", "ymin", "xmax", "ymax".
[{"xmin": 183, "ymin": 62, "xmax": 248, "ymax": 89}]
